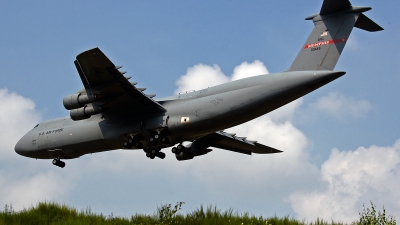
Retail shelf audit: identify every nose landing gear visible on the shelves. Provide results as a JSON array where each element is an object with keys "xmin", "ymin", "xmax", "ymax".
[
  {"xmin": 49, "ymin": 149, "xmax": 66, "ymax": 168},
  {"xmin": 52, "ymin": 159, "xmax": 65, "ymax": 168}
]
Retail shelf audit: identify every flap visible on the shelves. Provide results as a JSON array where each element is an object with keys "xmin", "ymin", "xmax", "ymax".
[{"xmin": 197, "ymin": 131, "xmax": 283, "ymax": 155}]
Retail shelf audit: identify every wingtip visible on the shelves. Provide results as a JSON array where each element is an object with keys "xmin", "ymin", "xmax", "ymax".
[{"xmin": 269, "ymin": 148, "xmax": 284, "ymax": 153}]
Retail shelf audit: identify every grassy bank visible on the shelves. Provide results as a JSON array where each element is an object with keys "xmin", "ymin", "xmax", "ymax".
[{"xmin": 0, "ymin": 202, "xmax": 395, "ymax": 225}]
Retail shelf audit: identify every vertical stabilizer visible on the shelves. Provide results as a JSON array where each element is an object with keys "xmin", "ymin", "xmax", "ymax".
[{"xmin": 288, "ymin": 0, "xmax": 383, "ymax": 71}]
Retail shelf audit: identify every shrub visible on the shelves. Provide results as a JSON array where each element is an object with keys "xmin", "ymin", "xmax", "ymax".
[
  {"xmin": 157, "ymin": 201, "xmax": 185, "ymax": 224},
  {"xmin": 358, "ymin": 202, "xmax": 396, "ymax": 225}
]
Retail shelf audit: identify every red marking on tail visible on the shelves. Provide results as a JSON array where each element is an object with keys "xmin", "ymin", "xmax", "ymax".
[{"xmin": 304, "ymin": 38, "xmax": 348, "ymax": 49}]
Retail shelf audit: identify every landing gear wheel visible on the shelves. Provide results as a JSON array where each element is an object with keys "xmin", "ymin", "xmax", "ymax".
[
  {"xmin": 149, "ymin": 136, "xmax": 158, "ymax": 143},
  {"xmin": 52, "ymin": 159, "xmax": 65, "ymax": 168},
  {"xmin": 125, "ymin": 143, "xmax": 133, "ymax": 149},
  {"xmin": 161, "ymin": 137, "xmax": 169, "ymax": 144},
  {"xmin": 157, "ymin": 152, "xmax": 166, "ymax": 159},
  {"xmin": 146, "ymin": 151, "xmax": 156, "ymax": 159},
  {"xmin": 124, "ymin": 137, "xmax": 143, "ymax": 149},
  {"xmin": 123, "ymin": 141, "xmax": 129, "ymax": 148},
  {"xmin": 59, "ymin": 161, "xmax": 66, "ymax": 168},
  {"xmin": 151, "ymin": 149, "xmax": 158, "ymax": 154},
  {"xmin": 177, "ymin": 144, "xmax": 188, "ymax": 153},
  {"xmin": 172, "ymin": 147, "xmax": 182, "ymax": 155},
  {"xmin": 134, "ymin": 141, "xmax": 143, "ymax": 149}
]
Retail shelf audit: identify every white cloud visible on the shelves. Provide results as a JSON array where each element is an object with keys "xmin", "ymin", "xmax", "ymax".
[
  {"xmin": 0, "ymin": 171, "xmax": 75, "ymax": 208},
  {"xmin": 174, "ymin": 64, "xmax": 229, "ymax": 94},
  {"xmin": 310, "ymin": 92, "xmax": 372, "ymax": 119},
  {"xmin": 289, "ymin": 140, "xmax": 400, "ymax": 222},
  {"xmin": 231, "ymin": 60, "xmax": 268, "ymax": 81},
  {"xmin": 268, "ymin": 98, "xmax": 303, "ymax": 123},
  {"xmin": 175, "ymin": 60, "xmax": 269, "ymax": 94},
  {"xmin": 0, "ymin": 89, "xmax": 76, "ymax": 211},
  {"xmin": 0, "ymin": 89, "xmax": 41, "ymax": 158}
]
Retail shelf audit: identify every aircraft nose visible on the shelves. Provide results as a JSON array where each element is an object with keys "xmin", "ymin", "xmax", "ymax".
[{"xmin": 15, "ymin": 134, "xmax": 32, "ymax": 157}]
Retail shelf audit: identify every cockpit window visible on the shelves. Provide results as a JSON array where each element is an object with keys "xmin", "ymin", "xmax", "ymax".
[{"xmin": 34, "ymin": 124, "xmax": 39, "ymax": 128}]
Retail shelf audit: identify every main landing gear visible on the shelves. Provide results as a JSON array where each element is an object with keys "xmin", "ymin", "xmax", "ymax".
[
  {"xmin": 123, "ymin": 136, "xmax": 143, "ymax": 149},
  {"xmin": 145, "ymin": 148, "xmax": 166, "ymax": 159},
  {"xmin": 171, "ymin": 144, "xmax": 190, "ymax": 155},
  {"xmin": 149, "ymin": 133, "xmax": 169, "ymax": 144},
  {"xmin": 52, "ymin": 159, "xmax": 65, "ymax": 168}
]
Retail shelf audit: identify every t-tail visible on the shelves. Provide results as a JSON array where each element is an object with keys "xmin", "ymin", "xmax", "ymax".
[{"xmin": 288, "ymin": 0, "xmax": 383, "ymax": 71}]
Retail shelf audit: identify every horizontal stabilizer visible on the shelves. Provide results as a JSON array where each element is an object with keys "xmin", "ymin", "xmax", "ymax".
[
  {"xmin": 355, "ymin": 13, "xmax": 384, "ymax": 32},
  {"xmin": 320, "ymin": 0, "xmax": 351, "ymax": 15}
]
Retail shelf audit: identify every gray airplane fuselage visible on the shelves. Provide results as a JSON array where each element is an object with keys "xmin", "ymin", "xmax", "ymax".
[
  {"xmin": 15, "ymin": 70, "xmax": 344, "ymax": 159},
  {"xmin": 15, "ymin": 0, "xmax": 383, "ymax": 166}
]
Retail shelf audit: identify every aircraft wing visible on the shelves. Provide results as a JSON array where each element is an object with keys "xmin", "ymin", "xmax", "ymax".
[
  {"xmin": 74, "ymin": 47, "xmax": 165, "ymax": 117},
  {"xmin": 199, "ymin": 131, "xmax": 283, "ymax": 155}
]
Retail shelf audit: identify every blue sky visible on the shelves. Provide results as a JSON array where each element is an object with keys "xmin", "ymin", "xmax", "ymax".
[{"xmin": 1, "ymin": 0, "xmax": 399, "ymax": 222}]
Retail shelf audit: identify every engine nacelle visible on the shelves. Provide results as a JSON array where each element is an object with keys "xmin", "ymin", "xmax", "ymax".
[
  {"xmin": 175, "ymin": 142, "xmax": 212, "ymax": 161},
  {"xmin": 63, "ymin": 93, "xmax": 93, "ymax": 110},
  {"xmin": 70, "ymin": 105, "xmax": 102, "ymax": 121}
]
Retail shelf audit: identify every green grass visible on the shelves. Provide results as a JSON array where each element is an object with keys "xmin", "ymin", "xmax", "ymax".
[{"xmin": 0, "ymin": 201, "xmax": 395, "ymax": 225}]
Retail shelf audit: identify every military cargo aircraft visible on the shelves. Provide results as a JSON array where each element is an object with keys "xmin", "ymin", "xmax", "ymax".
[{"xmin": 15, "ymin": 0, "xmax": 383, "ymax": 168}]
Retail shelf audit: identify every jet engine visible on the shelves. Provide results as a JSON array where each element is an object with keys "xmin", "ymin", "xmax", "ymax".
[
  {"xmin": 63, "ymin": 93, "xmax": 94, "ymax": 110},
  {"xmin": 70, "ymin": 105, "xmax": 102, "ymax": 121},
  {"xmin": 175, "ymin": 142, "xmax": 212, "ymax": 161}
]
